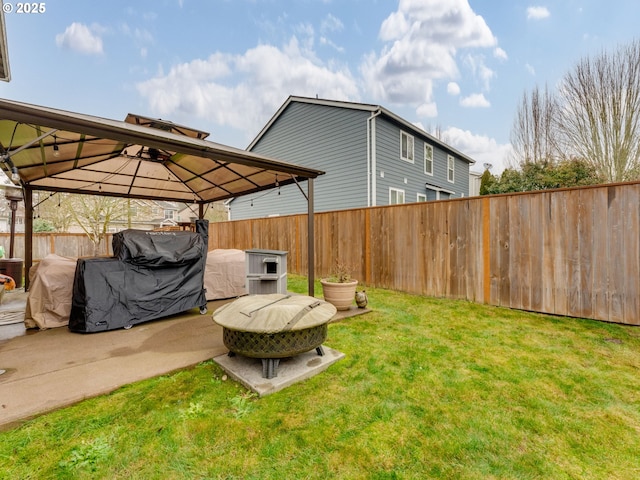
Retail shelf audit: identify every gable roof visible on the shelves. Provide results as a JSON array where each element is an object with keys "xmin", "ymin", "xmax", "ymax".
[
  {"xmin": 248, "ymin": 96, "xmax": 475, "ymax": 165},
  {"xmin": 0, "ymin": 98, "xmax": 324, "ymax": 204}
]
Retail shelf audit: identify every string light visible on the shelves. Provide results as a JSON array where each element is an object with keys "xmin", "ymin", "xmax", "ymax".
[{"xmin": 52, "ymin": 135, "xmax": 60, "ymax": 157}]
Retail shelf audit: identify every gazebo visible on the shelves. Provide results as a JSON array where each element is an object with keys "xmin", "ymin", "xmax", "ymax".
[{"xmin": 0, "ymin": 98, "xmax": 323, "ymax": 294}]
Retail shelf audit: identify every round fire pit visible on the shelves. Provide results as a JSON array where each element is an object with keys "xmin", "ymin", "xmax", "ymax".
[
  {"xmin": 213, "ymin": 294, "xmax": 337, "ymax": 378},
  {"xmin": 222, "ymin": 324, "xmax": 328, "ymax": 359}
]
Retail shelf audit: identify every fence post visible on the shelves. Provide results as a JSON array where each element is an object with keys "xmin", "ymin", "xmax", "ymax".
[{"xmin": 483, "ymin": 197, "xmax": 491, "ymax": 304}]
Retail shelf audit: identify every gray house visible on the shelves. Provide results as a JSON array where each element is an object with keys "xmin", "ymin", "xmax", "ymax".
[{"xmin": 229, "ymin": 96, "xmax": 475, "ymax": 220}]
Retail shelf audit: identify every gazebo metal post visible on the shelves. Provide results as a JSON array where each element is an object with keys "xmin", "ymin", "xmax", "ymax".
[
  {"xmin": 24, "ymin": 187, "xmax": 32, "ymax": 291},
  {"xmin": 307, "ymin": 178, "xmax": 314, "ymax": 297},
  {"xmin": 8, "ymin": 198, "xmax": 16, "ymax": 257}
]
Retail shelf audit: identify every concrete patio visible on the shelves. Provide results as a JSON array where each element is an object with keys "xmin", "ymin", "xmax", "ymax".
[{"xmin": 0, "ymin": 290, "xmax": 368, "ymax": 430}]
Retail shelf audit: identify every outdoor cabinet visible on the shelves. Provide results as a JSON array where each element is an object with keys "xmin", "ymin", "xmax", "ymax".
[{"xmin": 245, "ymin": 249, "xmax": 287, "ymax": 295}]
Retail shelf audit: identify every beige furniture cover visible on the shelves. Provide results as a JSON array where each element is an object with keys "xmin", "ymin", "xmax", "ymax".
[
  {"xmin": 24, "ymin": 254, "xmax": 77, "ymax": 329},
  {"xmin": 204, "ymin": 249, "xmax": 247, "ymax": 301}
]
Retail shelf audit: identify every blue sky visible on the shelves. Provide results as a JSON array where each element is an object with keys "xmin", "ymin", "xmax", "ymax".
[{"xmin": 1, "ymin": 0, "xmax": 638, "ymax": 174}]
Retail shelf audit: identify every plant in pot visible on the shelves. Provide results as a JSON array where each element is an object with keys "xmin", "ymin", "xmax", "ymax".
[{"xmin": 320, "ymin": 260, "xmax": 358, "ymax": 311}]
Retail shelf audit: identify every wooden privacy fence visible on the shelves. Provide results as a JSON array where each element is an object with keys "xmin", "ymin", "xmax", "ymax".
[
  {"xmin": 2, "ymin": 181, "xmax": 638, "ymax": 325},
  {"xmin": 209, "ymin": 182, "xmax": 640, "ymax": 326},
  {"xmin": 0, "ymin": 233, "xmax": 114, "ymax": 261}
]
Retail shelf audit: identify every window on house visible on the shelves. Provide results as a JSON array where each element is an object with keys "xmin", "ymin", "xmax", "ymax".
[
  {"xmin": 400, "ymin": 131, "xmax": 414, "ymax": 163},
  {"xmin": 447, "ymin": 155, "xmax": 455, "ymax": 183},
  {"xmin": 424, "ymin": 144, "xmax": 433, "ymax": 175},
  {"xmin": 417, "ymin": 193, "xmax": 427, "ymax": 202},
  {"xmin": 389, "ymin": 187, "xmax": 405, "ymax": 205},
  {"xmin": 164, "ymin": 209, "xmax": 175, "ymax": 220},
  {"xmin": 129, "ymin": 206, "xmax": 138, "ymax": 217}
]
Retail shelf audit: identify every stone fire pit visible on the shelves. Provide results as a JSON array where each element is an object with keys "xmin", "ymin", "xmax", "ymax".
[{"xmin": 213, "ymin": 294, "xmax": 337, "ymax": 378}]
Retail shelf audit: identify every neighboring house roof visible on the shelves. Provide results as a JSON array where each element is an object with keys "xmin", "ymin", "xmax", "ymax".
[
  {"xmin": 248, "ymin": 96, "xmax": 475, "ymax": 166},
  {"xmin": 154, "ymin": 200, "xmax": 179, "ymax": 209}
]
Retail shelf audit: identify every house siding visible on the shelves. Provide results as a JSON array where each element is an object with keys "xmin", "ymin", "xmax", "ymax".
[
  {"xmin": 373, "ymin": 118, "xmax": 470, "ymax": 205},
  {"xmin": 231, "ymin": 102, "xmax": 371, "ymax": 219}
]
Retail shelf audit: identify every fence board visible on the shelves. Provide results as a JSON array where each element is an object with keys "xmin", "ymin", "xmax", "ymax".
[
  {"xmin": 623, "ymin": 186, "xmax": 640, "ymax": 325},
  {"xmin": 591, "ymin": 188, "xmax": 609, "ymax": 321},
  {"xmin": 529, "ymin": 193, "xmax": 543, "ymax": 312},
  {"xmin": 565, "ymin": 189, "xmax": 582, "ymax": 317},
  {"xmin": 448, "ymin": 201, "xmax": 461, "ymax": 298},
  {"xmin": 508, "ymin": 196, "xmax": 523, "ymax": 310},
  {"xmin": 490, "ymin": 196, "xmax": 510, "ymax": 306},
  {"xmin": 540, "ymin": 192, "xmax": 555, "ymax": 314},
  {"xmin": 578, "ymin": 188, "xmax": 594, "ymax": 319},
  {"xmin": 607, "ymin": 186, "xmax": 625, "ymax": 322},
  {"xmin": 551, "ymin": 192, "xmax": 569, "ymax": 316}
]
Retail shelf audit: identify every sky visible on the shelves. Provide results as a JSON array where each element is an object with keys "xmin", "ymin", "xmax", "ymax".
[{"xmin": 1, "ymin": 0, "xmax": 639, "ymax": 174}]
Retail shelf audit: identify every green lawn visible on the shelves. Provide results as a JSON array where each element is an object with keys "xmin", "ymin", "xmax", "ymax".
[{"xmin": 1, "ymin": 275, "xmax": 640, "ymax": 479}]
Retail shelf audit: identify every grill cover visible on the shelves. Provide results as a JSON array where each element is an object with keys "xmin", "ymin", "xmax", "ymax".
[
  {"xmin": 213, "ymin": 294, "xmax": 336, "ymax": 334},
  {"xmin": 69, "ymin": 220, "xmax": 208, "ymax": 333}
]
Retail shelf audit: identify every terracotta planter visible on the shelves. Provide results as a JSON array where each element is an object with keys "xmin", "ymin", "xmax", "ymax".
[{"xmin": 321, "ymin": 279, "xmax": 358, "ymax": 311}]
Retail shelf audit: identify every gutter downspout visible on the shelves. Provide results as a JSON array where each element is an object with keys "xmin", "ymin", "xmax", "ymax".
[{"xmin": 367, "ymin": 109, "xmax": 382, "ymax": 207}]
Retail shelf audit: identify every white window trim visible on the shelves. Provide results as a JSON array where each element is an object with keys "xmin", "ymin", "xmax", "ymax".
[
  {"xmin": 389, "ymin": 187, "xmax": 405, "ymax": 205},
  {"xmin": 447, "ymin": 155, "xmax": 455, "ymax": 183},
  {"xmin": 424, "ymin": 144, "xmax": 434, "ymax": 176},
  {"xmin": 417, "ymin": 193, "xmax": 427, "ymax": 202},
  {"xmin": 400, "ymin": 131, "xmax": 414, "ymax": 163}
]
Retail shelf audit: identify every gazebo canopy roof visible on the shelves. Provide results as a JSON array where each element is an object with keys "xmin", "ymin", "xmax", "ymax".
[{"xmin": 0, "ymin": 98, "xmax": 324, "ymax": 203}]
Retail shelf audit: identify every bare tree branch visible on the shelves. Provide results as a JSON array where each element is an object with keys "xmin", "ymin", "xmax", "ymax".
[
  {"xmin": 509, "ymin": 84, "xmax": 559, "ymax": 168},
  {"xmin": 558, "ymin": 40, "xmax": 640, "ymax": 182}
]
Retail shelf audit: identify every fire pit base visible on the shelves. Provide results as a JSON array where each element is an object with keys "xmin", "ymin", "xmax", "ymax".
[
  {"xmin": 228, "ymin": 345, "xmax": 325, "ymax": 379},
  {"xmin": 213, "ymin": 345, "xmax": 345, "ymax": 397}
]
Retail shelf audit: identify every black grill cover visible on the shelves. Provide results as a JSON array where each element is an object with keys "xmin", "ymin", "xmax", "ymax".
[{"xmin": 69, "ymin": 220, "xmax": 209, "ymax": 333}]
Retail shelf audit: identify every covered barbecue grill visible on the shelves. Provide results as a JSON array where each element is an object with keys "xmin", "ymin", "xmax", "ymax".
[
  {"xmin": 69, "ymin": 220, "xmax": 209, "ymax": 333},
  {"xmin": 213, "ymin": 294, "xmax": 337, "ymax": 378}
]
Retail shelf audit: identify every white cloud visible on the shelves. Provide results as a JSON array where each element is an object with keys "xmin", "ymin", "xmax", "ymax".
[
  {"xmin": 447, "ymin": 82, "xmax": 461, "ymax": 95},
  {"xmin": 362, "ymin": 0, "xmax": 497, "ymax": 117},
  {"xmin": 136, "ymin": 37, "xmax": 359, "ymax": 139},
  {"xmin": 320, "ymin": 36, "xmax": 344, "ymax": 53},
  {"xmin": 320, "ymin": 14, "xmax": 344, "ymax": 34},
  {"xmin": 120, "ymin": 24, "xmax": 154, "ymax": 59},
  {"xmin": 527, "ymin": 6, "xmax": 550, "ymax": 20},
  {"xmin": 319, "ymin": 14, "xmax": 344, "ymax": 52},
  {"xmin": 494, "ymin": 47, "xmax": 508, "ymax": 61},
  {"xmin": 55, "ymin": 22, "xmax": 104, "ymax": 55},
  {"xmin": 460, "ymin": 93, "xmax": 490, "ymax": 108},
  {"xmin": 444, "ymin": 126, "xmax": 512, "ymax": 174},
  {"xmin": 416, "ymin": 102, "xmax": 438, "ymax": 117},
  {"xmin": 463, "ymin": 54, "xmax": 495, "ymax": 91},
  {"xmin": 525, "ymin": 63, "xmax": 536, "ymax": 75}
]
